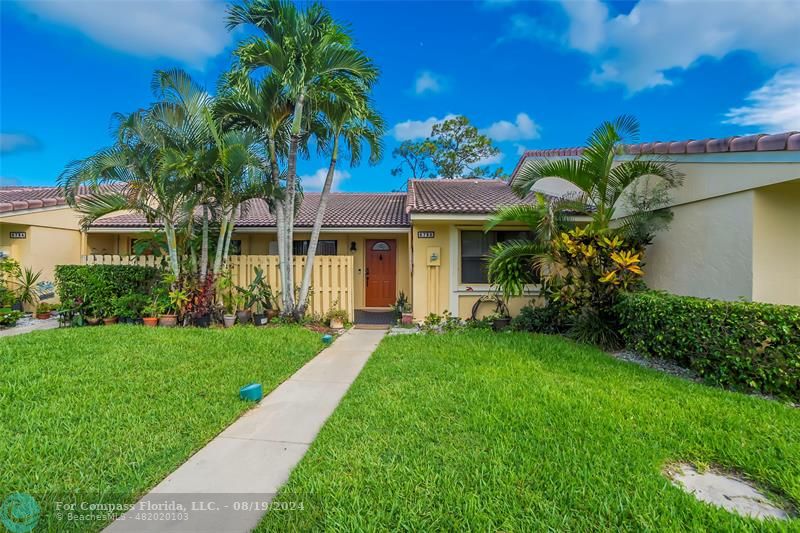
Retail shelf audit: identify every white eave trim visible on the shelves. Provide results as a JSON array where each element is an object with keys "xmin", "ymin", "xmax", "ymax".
[{"xmin": 87, "ymin": 225, "xmax": 411, "ymax": 234}]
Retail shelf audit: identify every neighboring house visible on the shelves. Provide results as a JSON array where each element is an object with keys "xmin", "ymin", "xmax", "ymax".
[
  {"xmin": 512, "ymin": 132, "xmax": 800, "ymax": 306},
  {"xmin": 2, "ymin": 131, "xmax": 798, "ymax": 321}
]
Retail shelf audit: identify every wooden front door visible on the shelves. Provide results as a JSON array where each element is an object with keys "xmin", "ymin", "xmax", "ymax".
[{"xmin": 365, "ymin": 239, "xmax": 396, "ymax": 307}]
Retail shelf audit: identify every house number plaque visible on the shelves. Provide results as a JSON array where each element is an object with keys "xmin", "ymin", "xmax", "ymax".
[
  {"xmin": 9, "ymin": 231, "xmax": 26, "ymax": 239},
  {"xmin": 417, "ymin": 231, "xmax": 435, "ymax": 239}
]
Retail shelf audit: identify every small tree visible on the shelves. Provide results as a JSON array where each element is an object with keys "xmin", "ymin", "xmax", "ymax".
[
  {"xmin": 430, "ymin": 116, "xmax": 500, "ymax": 179},
  {"xmin": 391, "ymin": 140, "xmax": 435, "ymax": 179}
]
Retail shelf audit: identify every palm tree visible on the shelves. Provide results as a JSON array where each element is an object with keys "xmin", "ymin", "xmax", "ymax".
[
  {"xmin": 295, "ymin": 90, "xmax": 385, "ymax": 317},
  {"xmin": 511, "ymin": 115, "xmax": 682, "ymax": 234},
  {"xmin": 227, "ymin": 0, "xmax": 380, "ymax": 317},
  {"xmin": 59, "ymin": 109, "xmax": 195, "ymax": 279},
  {"xmin": 486, "ymin": 115, "xmax": 683, "ymax": 297}
]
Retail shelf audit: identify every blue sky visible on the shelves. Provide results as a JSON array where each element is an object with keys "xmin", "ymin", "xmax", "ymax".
[{"xmin": 1, "ymin": 0, "xmax": 798, "ymax": 192}]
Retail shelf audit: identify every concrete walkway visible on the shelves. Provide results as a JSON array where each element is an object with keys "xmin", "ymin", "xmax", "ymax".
[
  {"xmin": 0, "ymin": 316, "xmax": 59, "ymax": 338},
  {"xmin": 105, "ymin": 328, "xmax": 385, "ymax": 533}
]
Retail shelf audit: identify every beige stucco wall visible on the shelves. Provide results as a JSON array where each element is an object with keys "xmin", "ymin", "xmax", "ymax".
[
  {"xmin": 645, "ymin": 191, "xmax": 755, "ymax": 301},
  {"xmin": 410, "ymin": 218, "xmax": 539, "ymax": 320},
  {"xmin": 0, "ymin": 207, "xmax": 83, "ymax": 287},
  {"xmin": 752, "ymin": 180, "xmax": 800, "ymax": 305}
]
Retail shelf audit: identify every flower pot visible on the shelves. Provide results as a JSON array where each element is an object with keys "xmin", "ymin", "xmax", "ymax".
[
  {"xmin": 158, "ymin": 314, "xmax": 178, "ymax": 327},
  {"xmin": 103, "ymin": 317, "xmax": 118, "ymax": 325},
  {"xmin": 266, "ymin": 309, "xmax": 278, "ymax": 320},
  {"xmin": 36, "ymin": 312, "xmax": 52, "ymax": 320},
  {"xmin": 401, "ymin": 312, "xmax": 414, "ymax": 325},
  {"xmin": 223, "ymin": 314, "xmax": 236, "ymax": 328},
  {"xmin": 329, "ymin": 317, "xmax": 344, "ymax": 329},
  {"xmin": 143, "ymin": 317, "xmax": 158, "ymax": 327},
  {"xmin": 86, "ymin": 316, "xmax": 102, "ymax": 326},
  {"xmin": 492, "ymin": 317, "xmax": 511, "ymax": 331},
  {"xmin": 194, "ymin": 314, "xmax": 211, "ymax": 328},
  {"xmin": 253, "ymin": 314, "xmax": 268, "ymax": 326},
  {"xmin": 236, "ymin": 310, "xmax": 252, "ymax": 325}
]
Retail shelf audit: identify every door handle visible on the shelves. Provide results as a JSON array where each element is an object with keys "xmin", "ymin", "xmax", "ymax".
[{"xmin": 365, "ymin": 267, "xmax": 369, "ymax": 286}]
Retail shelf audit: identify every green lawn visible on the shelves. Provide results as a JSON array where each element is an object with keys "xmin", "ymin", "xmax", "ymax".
[
  {"xmin": 0, "ymin": 325, "xmax": 322, "ymax": 531},
  {"xmin": 259, "ymin": 330, "xmax": 800, "ymax": 531}
]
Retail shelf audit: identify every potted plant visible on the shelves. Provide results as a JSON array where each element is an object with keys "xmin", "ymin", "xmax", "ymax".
[
  {"xmin": 103, "ymin": 299, "xmax": 119, "ymax": 325},
  {"xmin": 84, "ymin": 299, "xmax": 102, "ymax": 326},
  {"xmin": 35, "ymin": 302, "xmax": 53, "ymax": 319},
  {"xmin": 235, "ymin": 294, "xmax": 252, "ymax": 325},
  {"xmin": 184, "ymin": 274, "xmax": 215, "ymax": 327},
  {"xmin": 158, "ymin": 288, "xmax": 186, "ymax": 328},
  {"xmin": 252, "ymin": 301, "xmax": 268, "ymax": 326},
  {"xmin": 489, "ymin": 312, "xmax": 511, "ymax": 331},
  {"xmin": 142, "ymin": 302, "xmax": 159, "ymax": 327},
  {"xmin": 325, "ymin": 302, "xmax": 348, "ymax": 329},
  {"xmin": 401, "ymin": 302, "xmax": 414, "ymax": 325}
]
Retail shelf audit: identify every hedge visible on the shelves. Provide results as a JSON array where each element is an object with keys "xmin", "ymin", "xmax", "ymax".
[
  {"xmin": 55, "ymin": 265, "xmax": 161, "ymax": 312},
  {"xmin": 617, "ymin": 291, "xmax": 800, "ymax": 400}
]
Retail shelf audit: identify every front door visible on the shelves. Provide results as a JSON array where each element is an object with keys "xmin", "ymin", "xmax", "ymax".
[{"xmin": 365, "ymin": 239, "xmax": 396, "ymax": 307}]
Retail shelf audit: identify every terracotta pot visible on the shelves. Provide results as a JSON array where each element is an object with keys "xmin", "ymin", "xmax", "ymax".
[
  {"xmin": 103, "ymin": 317, "xmax": 118, "ymax": 325},
  {"xmin": 143, "ymin": 317, "xmax": 158, "ymax": 327},
  {"xmin": 158, "ymin": 314, "xmax": 178, "ymax": 327},
  {"xmin": 236, "ymin": 310, "xmax": 252, "ymax": 325},
  {"xmin": 329, "ymin": 318, "xmax": 344, "ymax": 329},
  {"xmin": 223, "ymin": 314, "xmax": 236, "ymax": 328},
  {"xmin": 266, "ymin": 309, "xmax": 279, "ymax": 320},
  {"xmin": 36, "ymin": 312, "xmax": 52, "ymax": 320},
  {"xmin": 401, "ymin": 312, "xmax": 414, "ymax": 325},
  {"xmin": 86, "ymin": 317, "xmax": 102, "ymax": 326}
]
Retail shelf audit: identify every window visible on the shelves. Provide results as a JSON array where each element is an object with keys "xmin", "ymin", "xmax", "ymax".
[
  {"xmin": 460, "ymin": 230, "xmax": 535, "ymax": 284},
  {"xmin": 293, "ymin": 240, "xmax": 338, "ymax": 256},
  {"xmin": 229, "ymin": 240, "xmax": 242, "ymax": 256},
  {"xmin": 371, "ymin": 241, "xmax": 391, "ymax": 251}
]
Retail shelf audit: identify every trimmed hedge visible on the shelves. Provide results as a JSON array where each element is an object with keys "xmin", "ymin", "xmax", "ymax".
[
  {"xmin": 55, "ymin": 265, "xmax": 161, "ymax": 312},
  {"xmin": 617, "ymin": 291, "xmax": 800, "ymax": 400}
]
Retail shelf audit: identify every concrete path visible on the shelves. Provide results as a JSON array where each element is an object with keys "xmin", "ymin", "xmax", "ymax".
[
  {"xmin": 105, "ymin": 328, "xmax": 385, "ymax": 533},
  {"xmin": 0, "ymin": 316, "xmax": 59, "ymax": 338}
]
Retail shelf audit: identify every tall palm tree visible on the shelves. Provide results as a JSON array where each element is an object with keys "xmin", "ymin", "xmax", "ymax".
[
  {"xmin": 227, "ymin": 0, "xmax": 380, "ymax": 317},
  {"xmin": 295, "ymin": 90, "xmax": 385, "ymax": 316},
  {"xmin": 486, "ymin": 115, "xmax": 683, "ymax": 297}
]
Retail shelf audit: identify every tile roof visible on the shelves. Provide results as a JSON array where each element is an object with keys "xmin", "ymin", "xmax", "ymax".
[
  {"xmin": 406, "ymin": 179, "xmax": 536, "ymax": 214},
  {"xmin": 0, "ymin": 185, "xmax": 116, "ymax": 214},
  {"xmin": 91, "ymin": 193, "xmax": 410, "ymax": 228},
  {"xmin": 510, "ymin": 131, "xmax": 800, "ymax": 180}
]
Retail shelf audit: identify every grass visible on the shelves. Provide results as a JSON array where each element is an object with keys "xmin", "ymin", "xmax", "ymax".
[
  {"xmin": 258, "ymin": 330, "xmax": 800, "ymax": 531},
  {"xmin": 0, "ymin": 324, "xmax": 322, "ymax": 531}
]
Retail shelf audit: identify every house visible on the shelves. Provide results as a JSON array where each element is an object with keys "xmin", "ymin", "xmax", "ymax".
[{"xmin": 2, "ymin": 131, "xmax": 798, "ymax": 322}]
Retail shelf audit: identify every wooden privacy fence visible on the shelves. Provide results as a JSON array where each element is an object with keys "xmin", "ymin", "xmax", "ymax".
[{"xmin": 81, "ymin": 254, "xmax": 355, "ymax": 319}]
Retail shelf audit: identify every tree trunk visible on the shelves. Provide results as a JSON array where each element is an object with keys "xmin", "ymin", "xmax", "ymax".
[
  {"xmin": 164, "ymin": 221, "xmax": 181, "ymax": 280},
  {"xmin": 281, "ymin": 93, "xmax": 305, "ymax": 317},
  {"xmin": 212, "ymin": 207, "xmax": 229, "ymax": 276},
  {"xmin": 222, "ymin": 205, "xmax": 236, "ymax": 265},
  {"xmin": 296, "ymin": 137, "xmax": 338, "ymax": 317},
  {"xmin": 200, "ymin": 204, "xmax": 209, "ymax": 279},
  {"xmin": 268, "ymin": 138, "xmax": 289, "ymax": 314}
]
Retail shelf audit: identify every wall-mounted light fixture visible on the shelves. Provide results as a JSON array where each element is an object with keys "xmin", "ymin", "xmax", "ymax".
[{"xmin": 349, "ymin": 241, "xmax": 357, "ymax": 252}]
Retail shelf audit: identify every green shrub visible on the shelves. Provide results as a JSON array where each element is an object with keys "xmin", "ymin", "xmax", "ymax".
[
  {"xmin": 617, "ymin": 291, "xmax": 800, "ymax": 400},
  {"xmin": 55, "ymin": 265, "xmax": 161, "ymax": 317},
  {"xmin": 511, "ymin": 304, "xmax": 568, "ymax": 334}
]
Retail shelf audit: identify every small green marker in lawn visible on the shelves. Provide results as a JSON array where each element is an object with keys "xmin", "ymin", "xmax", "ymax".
[{"xmin": 322, "ymin": 334, "xmax": 333, "ymax": 344}]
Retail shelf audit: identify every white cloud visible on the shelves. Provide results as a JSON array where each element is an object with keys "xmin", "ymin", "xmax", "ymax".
[
  {"xmin": 724, "ymin": 68, "xmax": 800, "ymax": 131},
  {"xmin": 483, "ymin": 113, "xmax": 541, "ymax": 141},
  {"xmin": 551, "ymin": 0, "xmax": 800, "ymax": 93},
  {"xmin": 414, "ymin": 71, "xmax": 446, "ymax": 95},
  {"xmin": 475, "ymin": 152, "xmax": 505, "ymax": 167},
  {"xmin": 391, "ymin": 114, "xmax": 457, "ymax": 141},
  {"xmin": 21, "ymin": 0, "xmax": 231, "ymax": 67},
  {"xmin": 300, "ymin": 168, "xmax": 351, "ymax": 192},
  {"xmin": 514, "ymin": 143, "xmax": 528, "ymax": 156},
  {"xmin": 0, "ymin": 133, "xmax": 40, "ymax": 154}
]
